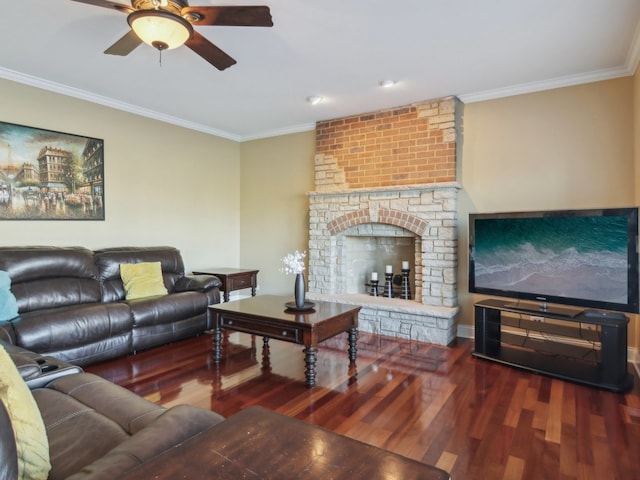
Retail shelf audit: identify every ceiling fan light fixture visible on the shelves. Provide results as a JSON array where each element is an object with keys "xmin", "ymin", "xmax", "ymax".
[{"xmin": 128, "ymin": 9, "xmax": 193, "ymax": 51}]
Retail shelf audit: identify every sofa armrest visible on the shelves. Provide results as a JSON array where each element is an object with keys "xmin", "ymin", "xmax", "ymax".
[
  {"xmin": 0, "ymin": 341, "xmax": 83, "ymax": 388},
  {"xmin": 65, "ymin": 405, "xmax": 225, "ymax": 480},
  {"xmin": 1, "ymin": 341, "xmax": 40, "ymax": 381},
  {"xmin": 9, "ymin": 353, "xmax": 41, "ymax": 382},
  {"xmin": 173, "ymin": 274, "xmax": 221, "ymax": 293}
]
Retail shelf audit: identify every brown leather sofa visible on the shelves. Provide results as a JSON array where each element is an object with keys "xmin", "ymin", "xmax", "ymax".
[
  {"xmin": 0, "ymin": 342, "xmax": 224, "ymax": 480},
  {"xmin": 0, "ymin": 246, "xmax": 221, "ymax": 366}
]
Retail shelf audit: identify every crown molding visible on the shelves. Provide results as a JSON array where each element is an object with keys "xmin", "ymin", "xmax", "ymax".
[
  {"xmin": 3, "ymin": 18, "xmax": 640, "ymax": 141},
  {"xmin": 0, "ymin": 67, "xmax": 242, "ymax": 142},
  {"xmin": 238, "ymin": 122, "xmax": 316, "ymax": 142},
  {"xmin": 458, "ymin": 66, "xmax": 632, "ymax": 104},
  {"xmin": 460, "ymin": 20, "xmax": 640, "ymax": 104}
]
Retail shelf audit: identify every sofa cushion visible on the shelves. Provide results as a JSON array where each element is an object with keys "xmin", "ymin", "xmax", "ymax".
[
  {"xmin": 0, "ymin": 345, "xmax": 51, "ymax": 480},
  {"xmin": 0, "ymin": 247, "xmax": 100, "ymax": 313},
  {"xmin": 64, "ymin": 405, "xmax": 225, "ymax": 480},
  {"xmin": 128, "ymin": 291, "xmax": 210, "ymax": 328},
  {"xmin": 33, "ymin": 373, "xmax": 167, "ymax": 480},
  {"xmin": 120, "ymin": 262, "xmax": 168, "ymax": 300},
  {"xmin": 12, "ymin": 303, "xmax": 133, "ymax": 366},
  {"xmin": 95, "ymin": 247, "xmax": 185, "ymax": 303},
  {"xmin": 41, "ymin": 373, "xmax": 166, "ymax": 434},
  {"xmin": 0, "ymin": 270, "xmax": 18, "ymax": 323},
  {"xmin": 0, "ymin": 247, "xmax": 97, "ymax": 283}
]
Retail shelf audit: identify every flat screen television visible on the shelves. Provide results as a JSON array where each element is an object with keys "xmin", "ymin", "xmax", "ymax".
[{"xmin": 469, "ymin": 207, "xmax": 639, "ymax": 316}]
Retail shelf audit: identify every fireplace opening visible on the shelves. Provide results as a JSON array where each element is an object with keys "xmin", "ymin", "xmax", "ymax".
[{"xmin": 344, "ymin": 233, "xmax": 416, "ymax": 296}]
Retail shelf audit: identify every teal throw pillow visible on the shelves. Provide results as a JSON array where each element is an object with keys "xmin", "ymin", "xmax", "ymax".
[{"xmin": 0, "ymin": 270, "xmax": 19, "ymax": 324}]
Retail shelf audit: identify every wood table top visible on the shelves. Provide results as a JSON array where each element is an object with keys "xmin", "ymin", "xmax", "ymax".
[
  {"xmin": 122, "ymin": 406, "xmax": 450, "ymax": 480},
  {"xmin": 209, "ymin": 294, "xmax": 361, "ymax": 326},
  {"xmin": 193, "ymin": 267, "xmax": 260, "ymax": 275}
]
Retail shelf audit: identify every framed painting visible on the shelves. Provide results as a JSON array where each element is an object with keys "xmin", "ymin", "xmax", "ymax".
[{"xmin": 0, "ymin": 121, "xmax": 104, "ymax": 220}]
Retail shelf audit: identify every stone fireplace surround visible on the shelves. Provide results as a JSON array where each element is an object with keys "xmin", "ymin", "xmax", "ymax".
[{"xmin": 306, "ymin": 182, "xmax": 460, "ymax": 345}]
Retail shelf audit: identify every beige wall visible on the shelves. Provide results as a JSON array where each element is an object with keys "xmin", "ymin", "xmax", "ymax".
[
  {"xmin": 0, "ymin": 78, "xmax": 241, "ymax": 272},
  {"xmin": 239, "ymin": 132, "xmax": 315, "ymax": 296},
  {"xmin": 2, "ymin": 74, "xmax": 638, "ymax": 351},
  {"xmin": 238, "ymin": 78, "xmax": 638, "ymax": 350},
  {"xmin": 459, "ymin": 77, "xmax": 637, "ymax": 348}
]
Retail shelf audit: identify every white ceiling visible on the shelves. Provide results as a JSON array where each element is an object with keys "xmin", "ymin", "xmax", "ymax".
[{"xmin": 1, "ymin": 0, "xmax": 639, "ymax": 141}]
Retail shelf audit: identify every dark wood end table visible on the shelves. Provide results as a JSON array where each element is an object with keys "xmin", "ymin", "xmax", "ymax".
[
  {"xmin": 209, "ymin": 295, "xmax": 360, "ymax": 387},
  {"xmin": 192, "ymin": 267, "xmax": 259, "ymax": 302},
  {"xmin": 121, "ymin": 406, "xmax": 451, "ymax": 480}
]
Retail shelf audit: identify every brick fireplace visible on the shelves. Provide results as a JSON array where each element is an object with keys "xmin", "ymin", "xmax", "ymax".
[{"xmin": 306, "ymin": 96, "xmax": 462, "ymax": 345}]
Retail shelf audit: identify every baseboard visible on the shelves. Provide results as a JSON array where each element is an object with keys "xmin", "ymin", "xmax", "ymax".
[
  {"xmin": 630, "ymin": 348, "xmax": 640, "ymax": 378},
  {"xmin": 456, "ymin": 324, "xmax": 640, "ymax": 373},
  {"xmin": 457, "ymin": 324, "xmax": 474, "ymax": 340}
]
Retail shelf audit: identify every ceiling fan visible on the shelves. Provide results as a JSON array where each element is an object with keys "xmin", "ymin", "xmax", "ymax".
[{"xmin": 70, "ymin": 0, "xmax": 273, "ymax": 70}]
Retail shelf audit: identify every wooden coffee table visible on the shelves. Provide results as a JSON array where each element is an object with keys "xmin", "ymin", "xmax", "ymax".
[
  {"xmin": 209, "ymin": 295, "xmax": 360, "ymax": 387},
  {"xmin": 121, "ymin": 406, "xmax": 450, "ymax": 480}
]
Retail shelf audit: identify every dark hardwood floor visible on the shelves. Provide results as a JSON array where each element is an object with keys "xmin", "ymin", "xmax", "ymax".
[{"xmin": 86, "ymin": 331, "xmax": 640, "ymax": 480}]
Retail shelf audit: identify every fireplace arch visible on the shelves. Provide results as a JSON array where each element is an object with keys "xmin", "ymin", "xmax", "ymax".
[{"xmin": 327, "ymin": 208, "xmax": 429, "ymax": 237}]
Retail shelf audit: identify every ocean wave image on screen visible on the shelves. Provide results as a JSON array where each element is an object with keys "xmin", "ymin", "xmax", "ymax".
[{"xmin": 473, "ymin": 215, "xmax": 628, "ymax": 303}]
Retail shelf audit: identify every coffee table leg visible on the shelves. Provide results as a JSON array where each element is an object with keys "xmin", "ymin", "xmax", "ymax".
[
  {"xmin": 303, "ymin": 347, "xmax": 317, "ymax": 388},
  {"xmin": 213, "ymin": 326, "xmax": 222, "ymax": 363},
  {"xmin": 348, "ymin": 326, "xmax": 358, "ymax": 362},
  {"xmin": 261, "ymin": 338, "xmax": 272, "ymax": 373}
]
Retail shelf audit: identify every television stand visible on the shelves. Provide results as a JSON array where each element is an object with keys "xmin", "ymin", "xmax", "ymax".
[
  {"xmin": 473, "ymin": 299, "xmax": 633, "ymax": 392},
  {"xmin": 503, "ymin": 301, "xmax": 583, "ymax": 318}
]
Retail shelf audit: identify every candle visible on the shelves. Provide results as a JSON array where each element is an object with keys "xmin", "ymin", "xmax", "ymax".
[
  {"xmin": 402, "ymin": 261, "xmax": 409, "ymax": 270},
  {"xmin": 385, "ymin": 265, "xmax": 392, "ymax": 274},
  {"xmin": 371, "ymin": 272, "xmax": 378, "ymax": 281}
]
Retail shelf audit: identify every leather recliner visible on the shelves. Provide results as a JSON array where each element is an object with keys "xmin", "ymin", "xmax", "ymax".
[
  {"xmin": 0, "ymin": 353, "xmax": 224, "ymax": 480},
  {"xmin": 0, "ymin": 246, "xmax": 221, "ymax": 366}
]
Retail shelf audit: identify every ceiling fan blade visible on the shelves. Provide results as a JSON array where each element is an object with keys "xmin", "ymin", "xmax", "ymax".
[
  {"xmin": 185, "ymin": 31, "xmax": 237, "ymax": 70},
  {"xmin": 69, "ymin": 0, "xmax": 133, "ymax": 14},
  {"xmin": 104, "ymin": 30, "xmax": 143, "ymax": 56},
  {"xmin": 181, "ymin": 6, "xmax": 273, "ymax": 27}
]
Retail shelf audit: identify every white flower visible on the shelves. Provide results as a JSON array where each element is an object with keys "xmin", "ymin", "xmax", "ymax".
[{"xmin": 280, "ymin": 250, "xmax": 306, "ymax": 275}]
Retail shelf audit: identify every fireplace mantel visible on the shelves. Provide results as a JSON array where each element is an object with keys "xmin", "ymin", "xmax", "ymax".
[{"xmin": 307, "ymin": 182, "xmax": 462, "ymax": 198}]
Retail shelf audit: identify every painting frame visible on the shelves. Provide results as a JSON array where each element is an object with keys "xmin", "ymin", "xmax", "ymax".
[{"xmin": 0, "ymin": 120, "xmax": 104, "ymax": 221}]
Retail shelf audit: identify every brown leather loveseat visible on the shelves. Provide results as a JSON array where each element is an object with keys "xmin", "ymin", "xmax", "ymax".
[
  {"xmin": 0, "ymin": 246, "xmax": 221, "ymax": 366},
  {"xmin": 0, "ymin": 341, "xmax": 224, "ymax": 480}
]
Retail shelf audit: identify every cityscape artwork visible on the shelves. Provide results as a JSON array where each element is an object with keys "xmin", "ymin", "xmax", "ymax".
[{"xmin": 0, "ymin": 121, "xmax": 104, "ymax": 220}]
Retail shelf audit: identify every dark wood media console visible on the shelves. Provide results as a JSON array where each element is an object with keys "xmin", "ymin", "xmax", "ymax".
[{"xmin": 473, "ymin": 299, "xmax": 633, "ymax": 392}]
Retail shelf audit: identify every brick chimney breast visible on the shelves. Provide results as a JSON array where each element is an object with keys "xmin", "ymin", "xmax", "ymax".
[{"xmin": 307, "ymin": 96, "xmax": 462, "ymax": 346}]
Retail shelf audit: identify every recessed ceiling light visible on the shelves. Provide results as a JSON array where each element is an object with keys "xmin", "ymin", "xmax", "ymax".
[
  {"xmin": 306, "ymin": 95, "xmax": 324, "ymax": 105},
  {"xmin": 379, "ymin": 80, "xmax": 397, "ymax": 88}
]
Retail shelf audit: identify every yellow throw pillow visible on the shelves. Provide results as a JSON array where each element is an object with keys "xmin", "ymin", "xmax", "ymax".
[
  {"xmin": 120, "ymin": 262, "xmax": 168, "ymax": 300},
  {"xmin": 0, "ymin": 345, "xmax": 51, "ymax": 480}
]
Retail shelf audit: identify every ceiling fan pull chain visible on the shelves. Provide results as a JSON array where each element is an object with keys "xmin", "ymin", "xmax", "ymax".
[{"xmin": 159, "ymin": 49, "xmax": 163, "ymax": 67}]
